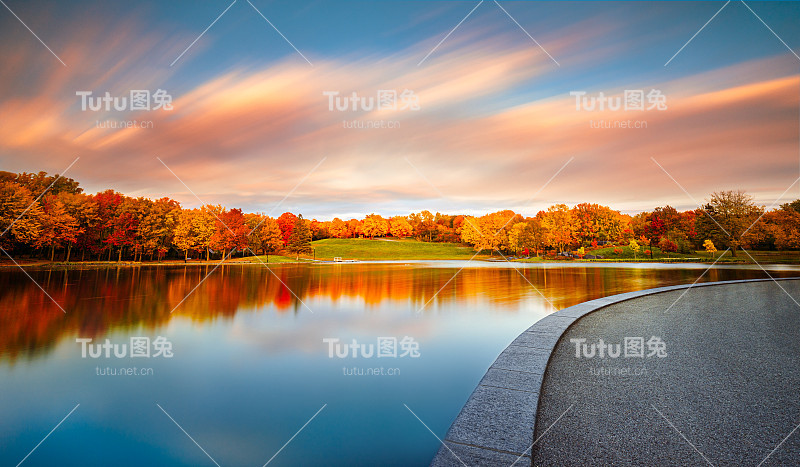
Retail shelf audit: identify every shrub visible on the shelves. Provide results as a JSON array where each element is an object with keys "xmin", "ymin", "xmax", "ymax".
[
  {"xmin": 613, "ymin": 248, "xmax": 623, "ymax": 255},
  {"xmin": 658, "ymin": 238, "xmax": 678, "ymax": 253},
  {"xmin": 644, "ymin": 249, "xmax": 651, "ymax": 256}
]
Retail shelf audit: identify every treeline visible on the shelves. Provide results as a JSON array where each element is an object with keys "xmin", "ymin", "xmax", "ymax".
[
  {"xmin": 0, "ymin": 171, "xmax": 312, "ymax": 262},
  {"xmin": 1, "ymin": 170, "xmax": 799, "ymax": 262},
  {"xmin": 459, "ymin": 192, "xmax": 800, "ymax": 258}
]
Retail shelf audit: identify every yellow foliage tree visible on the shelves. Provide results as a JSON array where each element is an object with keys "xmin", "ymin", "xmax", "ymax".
[
  {"xmin": 629, "ymin": 239, "xmax": 640, "ymax": 259},
  {"xmin": 389, "ymin": 216, "xmax": 413, "ymax": 238},
  {"xmin": 703, "ymin": 239, "xmax": 717, "ymax": 258},
  {"xmin": 540, "ymin": 204, "xmax": 575, "ymax": 253}
]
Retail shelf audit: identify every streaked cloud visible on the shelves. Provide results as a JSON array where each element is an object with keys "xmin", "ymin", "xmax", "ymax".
[{"xmin": 0, "ymin": 3, "xmax": 796, "ymax": 218}]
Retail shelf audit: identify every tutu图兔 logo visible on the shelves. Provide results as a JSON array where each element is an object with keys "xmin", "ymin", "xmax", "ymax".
[
  {"xmin": 570, "ymin": 336, "xmax": 667, "ymax": 359},
  {"xmin": 323, "ymin": 90, "xmax": 420, "ymax": 112},
  {"xmin": 570, "ymin": 89, "xmax": 667, "ymax": 111},
  {"xmin": 323, "ymin": 336, "xmax": 420, "ymax": 359},
  {"xmin": 76, "ymin": 89, "xmax": 173, "ymax": 112},
  {"xmin": 76, "ymin": 336, "xmax": 174, "ymax": 358}
]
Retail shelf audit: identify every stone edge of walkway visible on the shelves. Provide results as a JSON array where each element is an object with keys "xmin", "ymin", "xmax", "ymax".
[{"xmin": 430, "ymin": 277, "xmax": 800, "ymax": 467}]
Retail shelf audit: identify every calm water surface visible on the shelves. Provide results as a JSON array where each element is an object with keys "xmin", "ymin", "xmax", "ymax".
[{"xmin": 1, "ymin": 262, "xmax": 797, "ymax": 466}]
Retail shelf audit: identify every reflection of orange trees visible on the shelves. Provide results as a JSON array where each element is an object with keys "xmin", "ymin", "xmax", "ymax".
[{"xmin": 0, "ymin": 264, "xmax": 784, "ymax": 362}]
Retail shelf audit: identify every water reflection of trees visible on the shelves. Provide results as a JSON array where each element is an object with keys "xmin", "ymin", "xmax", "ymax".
[{"xmin": 0, "ymin": 264, "xmax": 781, "ymax": 362}]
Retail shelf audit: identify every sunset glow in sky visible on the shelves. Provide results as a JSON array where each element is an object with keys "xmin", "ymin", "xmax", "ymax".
[{"xmin": 0, "ymin": 0, "xmax": 798, "ymax": 220}]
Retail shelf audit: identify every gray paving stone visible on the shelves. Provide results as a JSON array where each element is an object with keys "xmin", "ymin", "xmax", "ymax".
[
  {"xmin": 551, "ymin": 302, "xmax": 600, "ymax": 318},
  {"xmin": 479, "ymin": 367, "xmax": 541, "ymax": 393},
  {"xmin": 445, "ymin": 385, "xmax": 538, "ymax": 454},
  {"xmin": 492, "ymin": 345, "xmax": 552, "ymax": 374},
  {"xmin": 526, "ymin": 315, "xmax": 578, "ymax": 333},
  {"xmin": 431, "ymin": 441, "xmax": 528, "ymax": 467},
  {"xmin": 511, "ymin": 330, "xmax": 561, "ymax": 350}
]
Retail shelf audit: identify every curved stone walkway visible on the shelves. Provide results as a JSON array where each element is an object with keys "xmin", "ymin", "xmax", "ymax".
[{"xmin": 532, "ymin": 279, "xmax": 800, "ymax": 466}]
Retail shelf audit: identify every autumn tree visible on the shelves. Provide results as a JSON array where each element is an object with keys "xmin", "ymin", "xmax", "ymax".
[
  {"xmin": 33, "ymin": 194, "xmax": 80, "ymax": 261},
  {"xmin": 571, "ymin": 203, "xmax": 629, "ymax": 246},
  {"xmin": 703, "ymin": 239, "xmax": 717, "ymax": 258},
  {"xmin": 309, "ymin": 219, "xmax": 328, "ymax": 240},
  {"xmin": 361, "ymin": 214, "xmax": 389, "ymax": 239},
  {"xmin": 138, "ymin": 198, "xmax": 180, "ymax": 260},
  {"xmin": 507, "ymin": 219, "xmax": 546, "ymax": 256},
  {"xmin": 0, "ymin": 181, "xmax": 42, "ymax": 250},
  {"xmin": 277, "ymin": 212, "xmax": 298, "ymax": 245},
  {"xmin": 246, "ymin": 214, "xmax": 283, "ymax": 257},
  {"xmin": 14, "ymin": 171, "xmax": 82, "ymax": 196},
  {"xmin": 782, "ymin": 199, "xmax": 800, "ymax": 215},
  {"xmin": 389, "ymin": 216, "xmax": 413, "ymax": 238},
  {"xmin": 698, "ymin": 190, "xmax": 761, "ymax": 257},
  {"xmin": 329, "ymin": 218, "xmax": 349, "ymax": 238},
  {"xmin": 539, "ymin": 204, "xmax": 575, "ymax": 252},
  {"xmin": 194, "ymin": 206, "xmax": 218, "ymax": 260},
  {"xmin": 347, "ymin": 218, "xmax": 362, "ymax": 238},
  {"xmin": 286, "ymin": 214, "xmax": 312, "ymax": 259},
  {"xmin": 629, "ymin": 239, "xmax": 640, "ymax": 259},
  {"xmin": 459, "ymin": 211, "xmax": 516, "ymax": 254},
  {"xmin": 173, "ymin": 209, "xmax": 196, "ymax": 260},
  {"xmin": 460, "ymin": 216, "xmax": 483, "ymax": 251},
  {"xmin": 104, "ymin": 197, "xmax": 140, "ymax": 262},
  {"xmin": 210, "ymin": 208, "xmax": 249, "ymax": 260},
  {"xmin": 409, "ymin": 211, "xmax": 437, "ymax": 242},
  {"xmin": 175, "ymin": 207, "xmax": 217, "ymax": 261},
  {"xmin": 752, "ymin": 208, "xmax": 800, "ymax": 251},
  {"xmin": 91, "ymin": 190, "xmax": 125, "ymax": 260},
  {"xmin": 61, "ymin": 192, "xmax": 98, "ymax": 261},
  {"xmin": 508, "ymin": 222, "xmax": 530, "ymax": 254}
]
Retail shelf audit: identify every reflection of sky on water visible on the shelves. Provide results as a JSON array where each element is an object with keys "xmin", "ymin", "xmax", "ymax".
[{"xmin": 1, "ymin": 263, "xmax": 798, "ymax": 465}]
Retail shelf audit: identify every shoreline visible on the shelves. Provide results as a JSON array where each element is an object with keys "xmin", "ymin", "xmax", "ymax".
[{"xmin": 0, "ymin": 257, "xmax": 784, "ymax": 269}]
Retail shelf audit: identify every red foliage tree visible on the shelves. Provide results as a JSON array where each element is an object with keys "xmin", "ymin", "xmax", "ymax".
[{"xmin": 277, "ymin": 212, "xmax": 297, "ymax": 246}]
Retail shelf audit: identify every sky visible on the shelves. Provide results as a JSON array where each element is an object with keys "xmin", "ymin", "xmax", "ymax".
[{"xmin": 0, "ymin": 0, "xmax": 798, "ymax": 220}]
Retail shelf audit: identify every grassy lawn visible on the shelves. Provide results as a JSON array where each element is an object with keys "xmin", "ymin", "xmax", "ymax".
[
  {"xmin": 514, "ymin": 246, "xmax": 800, "ymax": 263},
  {"xmin": 713, "ymin": 249, "xmax": 800, "ymax": 264},
  {"xmin": 229, "ymin": 254, "xmax": 312, "ymax": 264},
  {"xmin": 10, "ymin": 243, "xmax": 797, "ymax": 266},
  {"xmin": 307, "ymin": 238, "xmax": 483, "ymax": 260},
  {"xmin": 583, "ymin": 246, "xmax": 702, "ymax": 261},
  {"xmin": 236, "ymin": 240, "xmax": 800, "ymax": 264}
]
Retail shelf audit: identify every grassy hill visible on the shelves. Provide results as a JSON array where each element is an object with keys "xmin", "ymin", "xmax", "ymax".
[
  {"xmin": 232, "ymin": 238, "xmax": 800, "ymax": 264},
  {"xmin": 309, "ymin": 238, "xmax": 482, "ymax": 260}
]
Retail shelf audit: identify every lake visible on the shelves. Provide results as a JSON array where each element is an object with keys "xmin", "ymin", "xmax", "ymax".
[{"xmin": 1, "ymin": 261, "xmax": 797, "ymax": 466}]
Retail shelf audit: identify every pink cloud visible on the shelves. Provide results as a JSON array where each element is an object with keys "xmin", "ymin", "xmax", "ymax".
[{"xmin": 0, "ymin": 12, "xmax": 796, "ymax": 218}]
